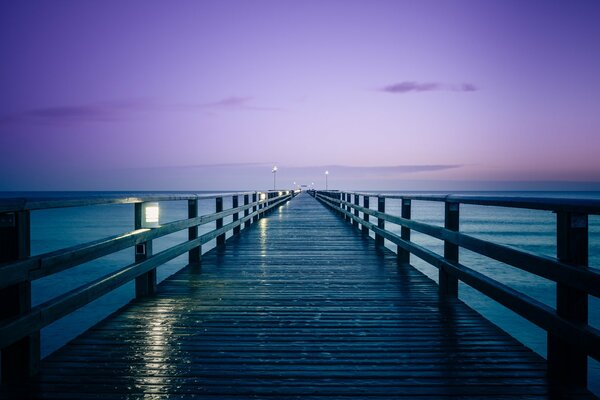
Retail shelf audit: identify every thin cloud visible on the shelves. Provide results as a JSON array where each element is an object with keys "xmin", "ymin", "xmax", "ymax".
[
  {"xmin": 381, "ymin": 81, "xmax": 478, "ymax": 94},
  {"xmin": 0, "ymin": 99, "xmax": 156, "ymax": 127},
  {"xmin": 0, "ymin": 96, "xmax": 282, "ymax": 127},
  {"xmin": 306, "ymin": 164, "xmax": 462, "ymax": 175},
  {"xmin": 202, "ymin": 96, "xmax": 254, "ymax": 108},
  {"xmin": 199, "ymin": 96, "xmax": 282, "ymax": 111}
]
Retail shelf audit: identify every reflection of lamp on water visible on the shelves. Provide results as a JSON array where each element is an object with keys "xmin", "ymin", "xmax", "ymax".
[
  {"xmin": 272, "ymin": 165, "xmax": 278, "ymax": 190},
  {"xmin": 325, "ymin": 170, "xmax": 329, "ymax": 190},
  {"xmin": 141, "ymin": 202, "xmax": 160, "ymax": 228}
]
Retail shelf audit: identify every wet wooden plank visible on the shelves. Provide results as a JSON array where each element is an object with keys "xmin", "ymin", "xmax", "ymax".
[{"xmin": 1, "ymin": 192, "xmax": 596, "ymax": 399}]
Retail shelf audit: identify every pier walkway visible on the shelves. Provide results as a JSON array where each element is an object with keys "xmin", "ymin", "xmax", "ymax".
[{"xmin": 1, "ymin": 193, "xmax": 596, "ymax": 399}]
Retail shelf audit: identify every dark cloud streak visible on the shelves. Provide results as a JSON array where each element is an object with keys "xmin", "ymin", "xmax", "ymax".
[
  {"xmin": 381, "ymin": 81, "xmax": 478, "ymax": 94},
  {"xmin": 0, "ymin": 96, "xmax": 281, "ymax": 127}
]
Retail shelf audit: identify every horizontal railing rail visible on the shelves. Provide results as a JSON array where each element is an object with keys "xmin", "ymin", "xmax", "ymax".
[
  {"xmin": 312, "ymin": 189, "xmax": 600, "ymax": 390},
  {"xmin": 0, "ymin": 189, "xmax": 298, "ymax": 383},
  {"xmin": 348, "ymin": 191, "xmax": 600, "ymax": 214},
  {"xmin": 0, "ymin": 192, "xmax": 258, "ymax": 213}
]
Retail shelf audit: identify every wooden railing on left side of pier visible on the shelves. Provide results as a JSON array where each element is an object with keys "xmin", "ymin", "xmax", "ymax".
[
  {"xmin": 312, "ymin": 189, "xmax": 600, "ymax": 390},
  {"xmin": 0, "ymin": 190, "xmax": 298, "ymax": 383}
]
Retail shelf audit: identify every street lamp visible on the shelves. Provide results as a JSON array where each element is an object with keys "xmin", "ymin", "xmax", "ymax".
[
  {"xmin": 325, "ymin": 170, "xmax": 329, "ymax": 190},
  {"xmin": 272, "ymin": 165, "xmax": 278, "ymax": 190}
]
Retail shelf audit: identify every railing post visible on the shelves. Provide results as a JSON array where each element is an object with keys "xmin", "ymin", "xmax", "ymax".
[
  {"xmin": 440, "ymin": 202, "xmax": 459, "ymax": 296},
  {"xmin": 232, "ymin": 195, "xmax": 240, "ymax": 235},
  {"xmin": 244, "ymin": 194, "xmax": 250, "ymax": 229},
  {"xmin": 353, "ymin": 194, "xmax": 359, "ymax": 228},
  {"xmin": 0, "ymin": 210, "xmax": 39, "ymax": 382},
  {"xmin": 362, "ymin": 196, "xmax": 369, "ymax": 235},
  {"xmin": 134, "ymin": 203, "xmax": 156, "ymax": 298},
  {"xmin": 398, "ymin": 199, "xmax": 411, "ymax": 264},
  {"xmin": 188, "ymin": 199, "xmax": 200, "ymax": 264},
  {"xmin": 548, "ymin": 212, "xmax": 588, "ymax": 387},
  {"xmin": 345, "ymin": 193, "xmax": 351, "ymax": 222},
  {"xmin": 252, "ymin": 192, "xmax": 258, "ymax": 223},
  {"xmin": 375, "ymin": 196, "xmax": 385, "ymax": 246},
  {"xmin": 215, "ymin": 197, "xmax": 225, "ymax": 246}
]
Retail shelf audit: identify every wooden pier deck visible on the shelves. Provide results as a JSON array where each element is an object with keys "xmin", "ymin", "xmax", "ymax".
[{"xmin": 1, "ymin": 193, "xmax": 596, "ymax": 399}]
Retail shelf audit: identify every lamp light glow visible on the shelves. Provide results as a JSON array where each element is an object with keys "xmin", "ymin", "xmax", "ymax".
[
  {"xmin": 272, "ymin": 165, "xmax": 278, "ymax": 190},
  {"xmin": 260, "ymin": 192, "xmax": 267, "ymax": 201},
  {"xmin": 142, "ymin": 202, "xmax": 160, "ymax": 228}
]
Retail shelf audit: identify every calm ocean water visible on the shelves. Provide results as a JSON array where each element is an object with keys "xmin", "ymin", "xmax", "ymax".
[{"xmin": 1, "ymin": 190, "xmax": 599, "ymax": 394}]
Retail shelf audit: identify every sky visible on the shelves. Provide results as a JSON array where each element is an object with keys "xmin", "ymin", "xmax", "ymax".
[{"xmin": 1, "ymin": 0, "xmax": 600, "ymax": 191}]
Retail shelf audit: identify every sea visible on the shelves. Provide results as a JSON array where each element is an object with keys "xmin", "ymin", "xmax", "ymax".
[{"xmin": 1, "ymin": 190, "xmax": 599, "ymax": 395}]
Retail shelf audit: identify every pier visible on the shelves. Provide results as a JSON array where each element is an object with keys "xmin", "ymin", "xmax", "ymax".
[{"xmin": 0, "ymin": 191, "xmax": 599, "ymax": 398}]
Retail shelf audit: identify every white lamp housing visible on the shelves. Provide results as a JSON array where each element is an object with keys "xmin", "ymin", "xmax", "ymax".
[{"xmin": 141, "ymin": 202, "xmax": 160, "ymax": 228}]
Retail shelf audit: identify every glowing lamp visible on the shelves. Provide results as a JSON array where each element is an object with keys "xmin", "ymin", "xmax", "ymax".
[
  {"xmin": 260, "ymin": 192, "xmax": 267, "ymax": 201},
  {"xmin": 141, "ymin": 202, "xmax": 160, "ymax": 228}
]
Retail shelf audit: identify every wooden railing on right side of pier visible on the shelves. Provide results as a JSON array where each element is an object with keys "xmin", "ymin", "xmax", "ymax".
[
  {"xmin": 312, "ymin": 189, "xmax": 600, "ymax": 389},
  {"xmin": 0, "ymin": 190, "xmax": 297, "ymax": 383}
]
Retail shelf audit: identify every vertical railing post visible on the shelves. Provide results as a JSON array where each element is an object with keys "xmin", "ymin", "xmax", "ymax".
[
  {"xmin": 135, "ymin": 203, "xmax": 156, "ymax": 298},
  {"xmin": 375, "ymin": 196, "xmax": 385, "ymax": 246},
  {"xmin": 215, "ymin": 197, "xmax": 225, "ymax": 246},
  {"xmin": 353, "ymin": 194, "xmax": 359, "ymax": 228},
  {"xmin": 244, "ymin": 194, "xmax": 250, "ymax": 229},
  {"xmin": 345, "ymin": 193, "xmax": 351, "ymax": 222},
  {"xmin": 548, "ymin": 212, "xmax": 588, "ymax": 387},
  {"xmin": 253, "ymin": 193, "xmax": 259, "ymax": 222},
  {"xmin": 0, "ymin": 210, "xmax": 39, "ymax": 382},
  {"xmin": 439, "ymin": 202, "xmax": 459, "ymax": 296},
  {"xmin": 398, "ymin": 199, "xmax": 411, "ymax": 264},
  {"xmin": 188, "ymin": 199, "xmax": 200, "ymax": 264},
  {"xmin": 232, "ymin": 195, "xmax": 240, "ymax": 235},
  {"xmin": 362, "ymin": 196, "xmax": 369, "ymax": 235}
]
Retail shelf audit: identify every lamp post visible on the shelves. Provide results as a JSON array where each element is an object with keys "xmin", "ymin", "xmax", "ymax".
[
  {"xmin": 272, "ymin": 165, "xmax": 278, "ymax": 190},
  {"xmin": 325, "ymin": 170, "xmax": 329, "ymax": 190}
]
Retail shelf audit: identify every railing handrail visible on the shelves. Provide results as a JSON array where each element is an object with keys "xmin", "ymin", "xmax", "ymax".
[
  {"xmin": 313, "ymin": 189, "xmax": 599, "ymax": 388},
  {"xmin": 330, "ymin": 194, "xmax": 600, "ymax": 296},
  {"xmin": 334, "ymin": 190, "xmax": 600, "ymax": 214},
  {"xmin": 0, "ymin": 190, "xmax": 294, "ymax": 213},
  {"xmin": 0, "ymin": 196, "xmax": 273, "ymax": 289},
  {"xmin": 0, "ymin": 190, "xmax": 298, "ymax": 379}
]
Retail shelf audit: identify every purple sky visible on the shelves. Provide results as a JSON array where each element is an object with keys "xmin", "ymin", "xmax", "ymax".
[{"xmin": 1, "ymin": 1, "xmax": 600, "ymax": 190}]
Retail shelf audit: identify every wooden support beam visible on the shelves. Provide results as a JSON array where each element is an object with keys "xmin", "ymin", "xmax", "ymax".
[
  {"xmin": 244, "ymin": 194, "xmax": 250, "ymax": 229},
  {"xmin": 216, "ymin": 197, "xmax": 225, "ymax": 246},
  {"xmin": 188, "ymin": 199, "xmax": 200, "ymax": 264},
  {"xmin": 346, "ymin": 193, "xmax": 351, "ymax": 222},
  {"xmin": 440, "ymin": 202, "xmax": 459, "ymax": 297},
  {"xmin": 134, "ymin": 203, "xmax": 156, "ymax": 297},
  {"xmin": 353, "ymin": 194, "xmax": 359, "ymax": 228},
  {"xmin": 398, "ymin": 199, "xmax": 411, "ymax": 264},
  {"xmin": 232, "ymin": 196, "xmax": 240, "ymax": 235},
  {"xmin": 252, "ymin": 193, "xmax": 258, "ymax": 223},
  {"xmin": 362, "ymin": 196, "xmax": 369, "ymax": 235},
  {"xmin": 548, "ymin": 212, "xmax": 588, "ymax": 387},
  {"xmin": 375, "ymin": 196, "xmax": 385, "ymax": 246},
  {"xmin": 0, "ymin": 210, "xmax": 39, "ymax": 383}
]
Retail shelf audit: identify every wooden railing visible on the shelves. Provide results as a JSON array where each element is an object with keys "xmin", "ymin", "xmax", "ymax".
[
  {"xmin": 0, "ymin": 190, "xmax": 297, "ymax": 382},
  {"xmin": 312, "ymin": 189, "xmax": 600, "ymax": 389}
]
